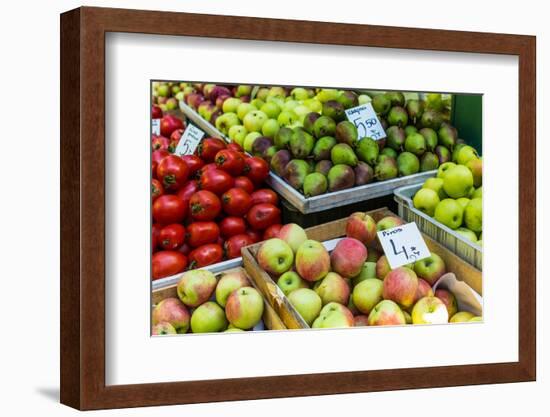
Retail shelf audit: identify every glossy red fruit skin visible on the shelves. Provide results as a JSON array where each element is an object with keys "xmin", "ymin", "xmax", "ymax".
[
  {"xmin": 227, "ymin": 142, "xmax": 244, "ymax": 153},
  {"xmin": 152, "ymin": 223, "xmax": 162, "ymax": 253},
  {"xmin": 181, "ymin": 155, "xmax": 204, "ymax": 177},
  {"xmin": 244, "ymin": 156, "xmax": 270, "ymax": 185},
  {"xmin": 152, "ymin": 251, "xmax": 188, "ymax": 280},
  {"xmin": 169, "ymin": 129, "xmax": 184, "ymax": 152},
  {"xmin": 245, "ymin": 229, "xmax": 263, "ymax": 243},
  {"xmin": 159, "ymin": 224, "xmax": 186, "ymax": 250},
  {"xmin": 221, "ymin": 188, "xmax": 252, "ymax": 217},
  {"xmin": 152, "ymin": 149, "xmax": 170, "ymax": 165},
  {"xmin": 215, "ymin": 149, "xmax": 246, "ymax": 176},
  {"xmin": 176, "ymin": 180, "xmax": 199, "ymax": 206},
  {"xmin": 152, "ymin": 195, "xmax": 187, "ymax": 225},
  {"xmin": 263, "ymin": 223, "xmax": 282, "ymax": 240},
  {"xmin": 233, "ymin": 176, "xmax": 255, "ymax": 194},
  {"xmin": 185, "ymin": 222, "xmax": 220, "ymax": 248},
  {"xmin": 199, "ymin": 168, "xmax": 235, "ymax": 195},
  {"xmin": 152, "ymin": 135, "xmax": 170, "ymax": 151},
  {"xmin": 224, "ymin": 234, "xmax": 254, "ymax": 259},
  {"xmin": 152, "ymin": 105, "xmax": 163, "ymax": 119},
  {"xmin": 250, "ymin": 189, "xmax": 279, "ymax": 206},
  {"xmin": 246, "ymin": 203, "xmax": 281, "ymax": 230},
  {"xmin": 188, "ymin": 244, "xmax": 223, "ymax": 269},
  {"xmin": 151, "ymin": 179, "xmax": 164, "ymax": 201},
  {"xmin": 160, "ymin": 114, "xmax": 184, "ymax": 137},
  {"xmin": 219, "ymin": 217, "xmax": 247, "ymax": 239},
  {"xmin": 156, "ymin": 155, "xmax": 190, "ymax": 191},
  {"xmin": 189, "ymin": 190, "xmax": 222, "ymax": 221},
  {"xmin": 196, "ymin": 137, "xmax": 226, "ymax": 163}
]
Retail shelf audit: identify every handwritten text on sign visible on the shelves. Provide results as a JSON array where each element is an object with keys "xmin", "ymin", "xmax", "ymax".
[
  {"xmin": 151, "ymin": 118, "xmax": 161, "ymax": 135},
  {"xmin": 345, "ymin": 103, "xmax": 386, "ymax": 140},
  {"xmin": 174, "ymin": 124, "xmax": 205, "ymax": 156},
  {"xmin": 377, "ymin": 222, "xmax": 430, "ymax": 269}
]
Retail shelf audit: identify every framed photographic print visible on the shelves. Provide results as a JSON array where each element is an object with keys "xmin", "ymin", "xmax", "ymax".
[{"xmin": 60, "ymin": 6, "xmax": 536, "ymax": 410}]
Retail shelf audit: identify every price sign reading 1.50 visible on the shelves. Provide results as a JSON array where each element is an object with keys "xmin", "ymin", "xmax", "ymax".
[
  {"xmin": 345, "ymin": 103, "xmax": 387, "ymax": 140},
  {"xmin": 377, "ymin": 222, "xmax": 431, "ymax": 269}
]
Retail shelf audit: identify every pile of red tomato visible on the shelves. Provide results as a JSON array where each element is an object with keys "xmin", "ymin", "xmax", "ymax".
[{"xmin": 151, "ymin": 109, "xmax": 283, "ymax": 280}]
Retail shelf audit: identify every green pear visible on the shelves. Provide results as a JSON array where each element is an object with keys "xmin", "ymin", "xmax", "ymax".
[
  {"xmin": 420, "ymin": 152, "xmax": 440, "ymax": 171},
  {"xmin": 274, "ymin": 126, "xmax": 293, "ymax": 149},
  {"xmin": 331, "ymin": 143, "xmax": 358, "ymax": 166},
  {"xmin": 386, "ymin": 126, "xmax": 406, "ymax": 151},
  {"xmin": 404, "ymin": 125, "xmax": 418, "ymax": 137},
  {"xmin": 335, "ymin": 121, "xmax": 359, "ymax": 147},
  {"xmin": 289, "ymin": 127, "xmax": 315, "ymax": 159},
  {"xmin": 312, "ymin": 136, "xmax": 337, "ymax": 161},
  {"xmin": 404, "ymin": 132, "xmax": 427, "ymax": 156},
  {"xmin": 327, "ymin": 164, "xmax": 356, "ymax": 191},
  {"xmin": 372, "ymin": 94, "xmax": 391, "ymax": 115},
  {"xmin": 387, "ymin": 106, "xmax": 408, "ymax": 127},
  {"xmin": 419, "ymin": 128, "xmax": 438, "ymax": 151},
  {"xmin": 374, "ymin": 156, "xmax": 398, "ymax": 180},
  {"xmin": 284, "ymin": 159, "xmax": 311, "ymax": 190},
  {"xmin": 356, "ymin": 137, "xmax": 379, "ymax": 165},
  {"xmin": 397, "ymin": 152, "xmax": 420, "ymax": 176},
  {"xmin": 380, "ymin": 147, "xmax": 398, "ymax": 159},
  {"xmin": 303, "ymin": 173, "xmax": 328, "ymax": 197},
  {"xmin": 313, "ymin": 115, "xmax": 337, "ymax": 138}
]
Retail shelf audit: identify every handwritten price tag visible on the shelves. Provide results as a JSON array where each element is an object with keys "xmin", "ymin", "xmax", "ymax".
[
  {"xmin": 377, "ymin": 222, "xmax": 430, "ymax": 269},
  {"xmin": 174, "ymin": 124, "xmax": 205, "ymax": 156},
  {"xmin": 345, "ymin": 103, "xmax": 386, "ymax": 140},
  {"xmin": 151, "ymin": 118, "xmax": 161, "ymax": 135}
]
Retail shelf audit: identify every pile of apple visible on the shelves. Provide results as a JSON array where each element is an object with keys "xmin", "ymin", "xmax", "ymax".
[
  {"xmin": 412, "ymin": 144, "xmax": 482, "ymax": 245},
  {"xmin": 152, "ymin": 81, "xmax": 194, "ymax": 112},
  {"xmin": 152, "ymin": 125, "xmax": 283, "ymax": 280},
  {"xmin": 152, "ymin": 269, "xmax": 265, "ymax": 334},
  {"xmin": 256, "ymin": 214, "xmax": 480, "ymax": 328}
]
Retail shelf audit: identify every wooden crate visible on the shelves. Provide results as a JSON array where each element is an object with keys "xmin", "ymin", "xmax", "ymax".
[
  {"xmin": 242, "ymin": 207, "xmax": 482, "ymax": 329},
  {"xmin": 152, "ymin": 266, "xmax": 287, "ymax": 331}
]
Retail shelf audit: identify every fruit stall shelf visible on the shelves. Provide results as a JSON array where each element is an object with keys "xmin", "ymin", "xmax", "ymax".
[
  {"xmin": 153, "ymin": 266, "xmax": 287, "ymax": 331},
  {"xmin": 394, "ymin": 183, "xmax": 482, "ymax": 270},
  {"xmin": 242, "ymin": 207, "xmax": 482, "ymax": 330},
  {"xmin": 179, "ymin": 100, "xmax": 437, "ymax": 214}
]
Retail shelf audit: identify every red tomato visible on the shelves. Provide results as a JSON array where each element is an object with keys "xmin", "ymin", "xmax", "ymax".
[
  {"xmin": 244, "ymin": 156, "xmax": 269, "ymax": 185},
  {"xmin": 152, "ymin": 223, "xmax": 162, "ymax": 253},
  {"xmin": 152, "ymin": 251, "xmax": 188, "ymax": 280},
  {"xmin": 227, "ymin": 142, "xmax": 244, "ymax": 153},
  {"xmin": 221, "ymin": 188, "xmax": 252, "ymax": 217},
  {"xmin": 152, "ymin": 179, "xmax": 164, "ymax": 201},
  {"xmin": 199, "ymin": 168, "xmax": 235, "ymax": 195},
  {"xmin": 152, "ymin": 135, "xmax": 170, "ymax": 151},
  {"xmin": 234, "ymin": 176, "xmax": 255, "ymax": 194},
  {"xmin": 169, "ymin": 129, "xmax": 184, "ymax": 152},
  {"xmin": 245, "ymin": 229, "xmax": 262, "ymax": 243},
  {"xmin": 152, "ymin": 149, "xmax": 170, "ymax": 165},
  {"xmin": 215, "ymin": 149, "xmax": 246, "ymax": 176},
  {"xmin": 176, "ymin": 180, "xmax": 199, "ymax": 206},
  {"xmin": 153, "ymin": 195, "xmax": 187, "ymax": 224},
  {"xmin": 160, "ymin": 114, "xmax": 184, "ymax": 137},
  {"xmin": 156, "ymin": 155, "xmax": 190, "ymax": 191},
  {"xmin": 177, "ymin": 242, "xmax": 191, "ymax": 256},
  {"xmin": 189, "ymin": 190, "xmax": 222, "ymax": 221},
  {"xmin": 181, "ymin": 155, "xmax": 204, "ymax": 177},
  {"xmin": 188, "ymin": 244, "xmax": 223, "ymax": 268},
  {"xmin": 196, "ymin": 163, "xmax": 218, "ymax": 179},
  {"xmin": 224, "ymin": 234, "xmax": 254, "ymax": 259},
  {"xmin": 247, "ymin": 203, "xmax": 281, "ymax": 230},
  {"xmin": 159, "ymin": 224, "xmax": 186, "ymax": 250},
  {"xmin": 219, "ymin": 217, "xmax": 247, "ymax": 239},
  {"xmin": 197, "ymin": 137, "xmax": 226, "ymax": 162},
  {"xmin": 152, "ymin": 105, "xmax": 163, "ymax": 119},
  {"xmin": 152, "ymin": 161, "xmax": 158, "ymax": 179},
  {"xmin": 250, "ymin": 189, "xmax": 279, "ymax": 206},
  {"xmin": 186, "ymin": 222, "xmax": 220, "ymax": 248},
  {"xmin": 263, "ymin": 223, "xmax": 282, "ymax": 240}
]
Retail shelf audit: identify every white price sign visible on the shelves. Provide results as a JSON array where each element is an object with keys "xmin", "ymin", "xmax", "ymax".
[
  {"xmin": 345, "ymin": 103, "xmax": 386, "ymax": 140},
  {"xmin": 174, "ymin": 124, "xmax": 205, "ymax": 156},
  {"xmin": 151, "ymin": 118, "xmax": 161, "ymax": 135},
  {"xmin": 377, "ymin": 222, "xmax": 430, "ymax": 269}
]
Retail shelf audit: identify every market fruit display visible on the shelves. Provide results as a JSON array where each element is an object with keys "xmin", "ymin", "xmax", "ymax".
[
  {"xmin": 153, "ymin": 269, "xmax": 266, "ymax": 335},
  {"xmin": 412, "ymin": 144, "xmax": 482, "ymax": 245},
  {"xmin": 254, "ymin": 214, "xmax": 480, "ymax": 328},
  {"xmin": 152, "ymin": 131, "xmax": 280, "ymax": 280}
]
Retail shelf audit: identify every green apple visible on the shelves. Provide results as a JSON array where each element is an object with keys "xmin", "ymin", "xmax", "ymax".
[
  {"xmin": 312, "ymin": 302, "xmax": 354, "ymax": 328},
  {"xmin": 422, "ymin": 177, "xmax": 447, "ymax": 200},
  {"xmin": 277, "ymin": 223, "xmax": 308, "ymax": 253},
  {"xmin": 455, "ymin": 227, "xmax": 478, "ymax": 243},
  {"xmin": 456, "ymin": 197, "xmax": 470, "ymax": 210},
  {"xmin": 235, "ymin": 85, "xmax": 252, "ymax": 97},
  {"xmin": 352, "ymin": 262, "xmax": 377, "ymax": 286},
  {"xmin": 434, "ymin": 198, "xmax": 464, "ymax": 230},
  {"xmin": 277, "ymin": 110, "xmax": 299, "ymax": 127},
  {"xmin": 215, "ymin": 112, "xmax": 240, "ymax": 135},
  {"xmin": 413, "ymin": 188, "xmax": 440, "ymax": 217},
  {"xmin": 316, "ymin": 89, "xmax": 340, "ymax": 103},
  {"xmin": 464, "ymin": 197, "xmax": 482, "ymax": 232},
  {"xmin": 358, "ymin": 94, "xmax": 372, "ymax": 105},
  {"xmin": 261, "ymin": 119, "xmax": 280, "ymax": 138},
  {"xmin": 352, "ymin": 278, "xmax": 383, "ymax": 315},
  {"xmin": 237, "ymin": 102, "xmax": 257, "ymax": 120},
  {"xmin": 225, "ymin": 286, "xmax": 265, "ymax": 329},
  {"xmin": 282, "ymin": 99, "xmax": 299, "ymax": 113},
  {"xmin": 177, "ymin": 270, "xmax": 217, "ymax": 307},
  {"xmin": 222, "ymin": 97, "xmax": 242, "ymax": 114},
  {"xmin": 291, "ymin": 87, "xmax": 310, "ymax": 100},
  {"xmin": 224, "ymin": 327, "xmax": 245, "ymax": 332},
  {"xmin": 152, "ymin": 322, "xmax": 177, "ymax": 335},
  {"xmin": 228, "ymin": 125, "xmax": 248, "ymax": 147},
  {"xmin": 268, "ymin": 86, "xmax": 286, "ymax": 98},
  {"xmin": 277, "ymin": 271, "xmax": 309, "ymax": 296},
  {"xmin": 243, "ymin": 110, "xmax": 268, "ymax": 132},
  {"xmin": 256, "ymin": 87, "xmax": 269, "ymax": 101},
  {"xmin": 450, "ymin": 311, "xmax": 475, "ymax": 323},
  {"xmin": 287, "ymin": 288, "xmax": 322, "ymax": 326},
  {"xmin": 215, "ymin": 270, "xmax": 249, "ymax": 307},
  {"xmin": 469, "ymin": 316, "xmax": 483, "ymax": 322},
  {"xmin": 261, "ymin": 102, "xmax": 281, "ymax": 119},
  {"xmin": 466, "ymin": 157, "xmax": 482, "ymax": 187},
  {"xmin": 411, "ymin": 296, "xmax": 449, "ymax": 324},
  {"xmin": 243, "ymin": 132, "xmax": 262, "ymax": 153},
  {"xmin": 303, "ymin": 98, "xmax": 323, "ymax": 113},
  {"xmin": 472, "ymin": 186, "xmax": 482, "ymax": 199},
  {"xmin": 292, "ymin": 105, "xmax": 311, "ymax": 122},
  {"xmin": 190, "ymin": 301, "xmax": 228, "ymax": 333},
  {"xmin": 250, "ymin": 98, "xmax": 264, "ymax": 109},
  {"xmin": 413, "ymin": 253, "xmax": 446, "ymax": 285},
  {"xmin": 314, "ymin": 272, "xmax": 351, "ymax": 306},
  {"xmin": 456, "ymin": 145, "xmax": 479, "ymax": 165},
  {"xmin": 437, "ymin": 161, "xmax": 457, "ymax": 179},
  {"xmin": 443, "ymin": 165, "xmax": 474, "ymax": 198},
  {"xmin": 257, "ymin": 238, "xmax": 294, "ymax": 275}
]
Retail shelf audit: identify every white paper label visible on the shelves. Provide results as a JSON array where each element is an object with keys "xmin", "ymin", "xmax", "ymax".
[
  {"xmin": 174, "ymin": 124, "xmax": 205, "ymax": 156},
  {"xmin": 345, "ymin": 103, "xmax": 386, "ymax": 140},
  {"xmin": 377, "ymin": 222, "xmax": 430, "ymax": 269},
  {"xmin": 151, "ymin": 118, "xmax": 161, "ymax": 135}
]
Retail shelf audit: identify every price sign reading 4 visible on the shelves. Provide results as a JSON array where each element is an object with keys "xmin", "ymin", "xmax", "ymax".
[
  {"xmin": 345, "ymin": 102, "xmax": 386, "ymax": 140},
  {"xmin": 174, "ymin": 124, "xmax": 205, "ymax": 156},
  {"xmin": 377, "ymin": 222, "xmax": 431, "ymax": 269},
  {"xmin": 151, "ymin": 118, "xmax": 161, "ymax": 135}
]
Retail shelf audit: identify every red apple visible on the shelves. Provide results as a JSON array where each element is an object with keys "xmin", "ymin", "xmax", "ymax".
[
  {"xmin": 346, "ymin": 212, "xmax": 377, "ymax": 245},
  {"xmin": 330, "ymin": 238, "xmax": 368, "ymax": 278},
  {"xmin": 382, "ymin": 267, "xmax": 419, "ymax": 309}
]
